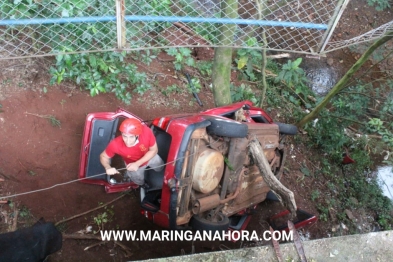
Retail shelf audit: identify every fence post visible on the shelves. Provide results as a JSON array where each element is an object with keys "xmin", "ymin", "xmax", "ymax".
[
  {"xmin": 116, "ymin": 0, "xmax": 126, "ymax": 49},
  {"xmin": 317, "ymin": 0, "xmax": 350, "ymax": 54}
]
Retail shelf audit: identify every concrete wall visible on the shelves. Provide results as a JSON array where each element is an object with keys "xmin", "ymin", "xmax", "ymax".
[{"xmin": 141, "ymin": 231, "xmax": 393, "ymax": 262}]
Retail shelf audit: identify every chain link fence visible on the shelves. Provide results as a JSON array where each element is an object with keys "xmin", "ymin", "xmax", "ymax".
[
  {"xmin": 324, "ymin": 20, "xmax": 393, "ymax": 53},
  {"xmin": 0, "ymin": 0, "xmax": 386, "ymax": 60}
]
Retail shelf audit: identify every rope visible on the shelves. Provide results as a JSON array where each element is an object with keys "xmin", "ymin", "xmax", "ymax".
[
  {"xmin": 1, "ymin": 132, "xmax": 228, "ymax": 201},
  {"xmin": 0, "ymin": 154, "xmax": 191, "ymax": 200}
]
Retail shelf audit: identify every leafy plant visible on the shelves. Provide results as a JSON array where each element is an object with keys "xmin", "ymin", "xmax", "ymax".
[
  {"xmin": 187, "ymin": 77, "xmax": 202, "ymax": 94},
  {"xmin": 92, "ymin": 204, "xmax": 114, "ymax": 231},
  {"xmin": 165, "ymin": 48, "xmax": 195, "ymax": 71},
  {"xmin": 161, "ymin": 84, "xmax": 182, "ymax": 96},
  {"xmin": 48, "ymin": 115, "xmax": 61, "ymax": 127},
  {"xmin": 133, "ymin": 49, "xmax": 159, "ymax": 66},
  {"xmin": 19, "ymin": 206, "xmax": 31, "ymax": 218},
  {"xmin": 311, "ymin": 190, "xmax": 320, "ymax": 201},
  {"xmin": 367, "ymin": 0, "xmax": 391, "ymax": 11},
  {"xmin": 50, "ymin": 51, "xmax": 151, "ymax": 104},
  {"xmin": 317, "ymin": 204, "xmax": 329, "ymax": 222},
  {"xmin": 236, "ymin": 38, "xmax": 263, "ymax": 81},
  {"xmin": 230, "ymin": 83, "xmax": 258, "ymax": 104},
  {"xmin": 196, "ymin": 61, "xmax": 213, "ymax": 77}
]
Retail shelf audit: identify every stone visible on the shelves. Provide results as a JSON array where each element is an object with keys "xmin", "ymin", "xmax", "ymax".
[{"xmin": 345, "ymin": 209, "xmax": 357, "ymax": 222}]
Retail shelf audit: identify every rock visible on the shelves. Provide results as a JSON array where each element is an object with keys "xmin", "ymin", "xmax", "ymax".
[
  {"xmin": 345, "ymin": 209, "xmax": 356, "ymax": 222},
  {"xmin": 327, "ymin": 58, "xmax": 334, "ymax": 66},
  {"xmin": 329, "ymin": 207, "xmax": 337, "ymax": 222}
]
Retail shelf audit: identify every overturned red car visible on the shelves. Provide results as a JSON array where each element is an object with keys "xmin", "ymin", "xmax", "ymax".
[{"xmin": 79, "ymin": 101, "xmax": 315, "ymax": 231}]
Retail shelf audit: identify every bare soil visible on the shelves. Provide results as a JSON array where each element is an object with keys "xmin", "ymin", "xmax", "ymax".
[{"xmin": 0, "ymin": 1, "xmax": 392, "ymax": 261}]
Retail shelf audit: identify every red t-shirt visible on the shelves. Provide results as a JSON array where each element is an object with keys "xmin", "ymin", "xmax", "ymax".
[{"xmin": 105, "ymin": 125, "xmax": 156, "ymax": 166}]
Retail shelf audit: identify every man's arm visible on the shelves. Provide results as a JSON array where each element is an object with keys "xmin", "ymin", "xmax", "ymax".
[
  {"xmin": 100, "ymin": 151, "xmax": 119, "ymax": 175},
  {"xmin": 126, "ymin": 142, "xmax": 158, "ymax": 172}
]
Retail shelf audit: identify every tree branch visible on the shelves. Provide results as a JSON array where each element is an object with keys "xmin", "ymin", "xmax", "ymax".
[{"xmin": 55, "ymin": 193, "xmax": 128, "ymax": 226}]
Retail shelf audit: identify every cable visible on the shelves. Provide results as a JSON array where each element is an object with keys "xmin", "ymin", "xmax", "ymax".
[
  {"xmin": 0, "ymin": 152, "xmax": 197, "ymax": 200},
  {"xmin": 0, "ymin": 153, "xmax": 193, "ymax": 200}
]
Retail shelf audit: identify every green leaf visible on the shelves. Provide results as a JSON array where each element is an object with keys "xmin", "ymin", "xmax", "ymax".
[
  {"xmin": 292, "ymin": 58, "xmax": 302, "ymax": 68},
  {"xmin": 89, "ymin": 55, "xmax": 97, "ymax": 68},
  {"xmin": 90, "ymin": 88, "xmax": 97, "ymax": 97},
  {"xmin": 237, "ymin": 56, "xmax": 248, "ymax": 69},
  {"xmin": 300, "ymin": 166, "xmax": 311, "ymax": 177},
  {"xmin": 246, "ymin": 37, "xmax": 258, "ymax": 47}
]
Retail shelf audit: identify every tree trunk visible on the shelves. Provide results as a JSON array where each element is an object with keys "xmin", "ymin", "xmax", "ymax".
[
  {"xmin": 212, "ymin": 0, "xmax": 238, "ymax": 106},
  {"xmin": 256, "ymin": 0, "xmax": 268, "ymax": 107},
  {"xmin": 249, "ymin": 139, "xmax": 297, "ymax": 216},
  {"xmin": 297, "ymin": 31, "xmax": 393, "ymax": 128},
  {"xmin": 258, "ymin": 31, "xmax": 268, "ymax": 107}
]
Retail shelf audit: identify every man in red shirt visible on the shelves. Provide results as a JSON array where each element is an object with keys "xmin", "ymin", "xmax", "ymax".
[{"xmin": 99, "ymin": 118, "xmax": 163, "ymax": 187}]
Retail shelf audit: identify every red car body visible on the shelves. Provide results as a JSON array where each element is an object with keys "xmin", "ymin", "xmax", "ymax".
[{"xmin": 79, "ymin": 101, "xmax": 316, "ymax": 230}]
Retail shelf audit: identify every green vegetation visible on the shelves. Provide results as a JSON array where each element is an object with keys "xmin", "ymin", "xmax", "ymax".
[
  {"xmin": 48, "ymin": 115, "xmax": 61, "ymax": 127},
  {"xmin": 241, "ymin": 53, "xmax": 392, "ymax": 230},
  {"xmin": 92, "ymin": 204, "xmax": 114, "ymax": 231},
  {"xmin": 19, "ymin": 206, "xmax": 32, "ymax": 219},
  {"xmin": 367, "ymin": 0, "xmax": 391, "ymax": 11},
  {"xmin": 230, "ymin": 83, "xmax": 258, "ymax": 104},
  {"xmin": 50, "ymin": 51, "xmax": 151, "ymax": 104},
  {"xmin": 236, "ymin": 38, "xmax": 263, "ymax": 82},
  {"xmin": 165, "ymin": 47, "xmax": 196, "ymax": 71}
]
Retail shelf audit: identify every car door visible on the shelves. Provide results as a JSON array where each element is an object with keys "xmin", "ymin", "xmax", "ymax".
[{"xmin": 78, "ymin": 108, "xmax": 143, "ymax": 193}]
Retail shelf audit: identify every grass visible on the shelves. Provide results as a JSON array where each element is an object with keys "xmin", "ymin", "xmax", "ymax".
[{"xmin": 25, "ymin": 112, "xmax": 61, "ymax": 128}]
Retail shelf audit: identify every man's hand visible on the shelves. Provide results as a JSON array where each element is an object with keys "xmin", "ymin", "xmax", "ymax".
[
  {"xmin": 126, "ymin": 162, "xmax": 140, "ymax": 172},
  {"xmin": 106, "ymin": 167, "xmax": 119, "ymax": 176}
]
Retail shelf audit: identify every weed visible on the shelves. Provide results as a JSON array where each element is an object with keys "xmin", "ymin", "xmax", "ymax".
[
  {"xmin": 367, "ymin": 0, "xmax": 391, "ymax": 11},
  {"xmin": 300, "ymin": 165, "xmax": 312, "ymax": 177},
  {"xmin": 311, "ymin": 190, "xmax": 320, "ymax": 201},
  {"xmin": 187, "ymin": 78, "xmax": 202, "ymax": 94},
  {"xmin": 317, "ymin": 204, "xmax": 329, "ymax": 222},
  {"xmin": 133, "ymin": 49, "xmax": 159, "ymax": 66},
  {"xmin": 165, "ymin": 48, "xmax": 195, "ymax": 71},
  {"xmin": 50, "ymin": 51, "xmax": 151, "ymax": 104},
  {"xmin": 92, "ymin": 204, "xmax": 114, "ymax": 231},
  {"xmin": 19, "ymin": 206, "xmax": 31, "ymax": 218},
  {"xmin": 48, "ymin": 115, "xmax": 61, "ymax": 127},
  {"xmin": 60, "ymin": 99, "xmax": 66, "ymax": 108},
  {"xmin": 161, "ymin": 84, "xmax": 182, "ymax": 96},
  {"xmin": 28, "ymin": 170, "xmax": 36, "ymax": 176},
  {"xmin": 230, "ymin": 83, "xmax": 258, "ymax": 104},
  {"xmin": 25, "ymin": 112, "xmax": 61, "ymax": 128},
  {"xmin": 196, "ymin": 61, "xmax": 213, "ymax": 77},
  {"xmin": 236, "ymin": 37, "xmax": 263, "ymax": 81}
]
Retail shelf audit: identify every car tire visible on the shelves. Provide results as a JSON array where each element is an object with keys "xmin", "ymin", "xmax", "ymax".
[
  {"xmin": 207, "ymin": 118, "xmax": 248, "ymax": 138},
  {"xmin": 274, "ymin": 122, "xmax": 298, "ymax": 135},
  {"xmin": 190, "ymin": 212, "xmax": 230, "ymax": 232}
]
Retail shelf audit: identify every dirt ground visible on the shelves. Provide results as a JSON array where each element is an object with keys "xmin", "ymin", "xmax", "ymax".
[{"xmin": 0, "ymin": 1, "xmax": 392, "ymax": 261}]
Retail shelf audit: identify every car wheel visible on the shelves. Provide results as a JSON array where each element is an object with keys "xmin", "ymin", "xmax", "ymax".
[
  {"xmin": 274, "ymin": 122, "xmax": 298, "ymax": 135},
  {"xmin": 207, "ymin": 118, "xmax": 248, "ymax": 138},
  {"xmin": 190, "ymin": 212, "xmax": 230, "ymax": 232}
]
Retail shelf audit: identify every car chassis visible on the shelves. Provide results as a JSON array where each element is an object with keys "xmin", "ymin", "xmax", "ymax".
[{"xmin": 79, "ymin": 101, "xmax": 316, "ymax": 231}]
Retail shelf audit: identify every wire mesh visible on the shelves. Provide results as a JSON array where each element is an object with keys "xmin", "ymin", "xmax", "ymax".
[
  {"xmin": 0, "ymin": 0, "xmax": 378, "ymax": 60},
  {"xmin": 324, "ymin": 20, "xmax": 393, "ymax": 53}
]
